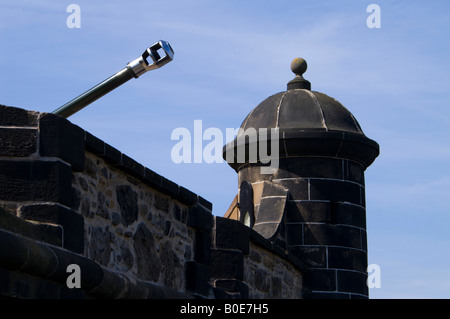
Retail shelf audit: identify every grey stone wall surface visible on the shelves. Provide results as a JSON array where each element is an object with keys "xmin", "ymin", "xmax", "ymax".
[
  {"xmin": 72, "ymin": 152, "xmax": 194, "ymax": 291},
  {"xmin": 244, "ymin": 241, "xmax": 302, "ymax": 298}
]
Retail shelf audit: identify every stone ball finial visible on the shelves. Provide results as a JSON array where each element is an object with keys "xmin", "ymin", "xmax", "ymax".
[
  {"xmin": 287, "ymin": 57, "xmax": 311, "ymax": 90},
  {"xmin": 290, "ymin": 58, "xmax": 307, "ymax": 76}
]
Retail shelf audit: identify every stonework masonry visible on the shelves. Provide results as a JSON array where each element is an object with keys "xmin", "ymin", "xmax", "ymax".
[
  {"xmin": 222, "ymin": 58, "xmax": 379, "ymax": 299},
  {"xmin": 0, "ymin": 104, "xmax": 305, "ymax": 299},
  {"xmin": 244, "ymin": 241, "xmax": 303, "ymax": 298},
  {"xmin": 234, "ymin": 157, "xmax": 369, "ymax": 298},
  {"xmin": 72, "ymin": 152, "xmax": 195, "ymax": 292},
  {"xmin": 0, "ymin": 58, "xmax": 379, "ymax": 300}
]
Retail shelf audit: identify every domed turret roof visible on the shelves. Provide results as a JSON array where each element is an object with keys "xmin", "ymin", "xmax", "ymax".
[
  {"xmin": 238, "ymin": 57, "xmax": 364, "ymax": 136},
  {"xmin": 223, "ymin": 58, "xmax": 379, "ymax": 170},
  {"xmin": 239, "ymin": 89, "xmax": 364, "ymax": 135}
]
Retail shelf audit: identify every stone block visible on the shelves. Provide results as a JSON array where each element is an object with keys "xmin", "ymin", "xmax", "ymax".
[
  {"xmin": 194, "ymin": 230, "xmax": 211, "ymax": 265},
  {"xmin": 159, "ymin": 241, "xmax": 182, "ymax": 289},
  {"xmin": 0, "ymin": 128, "xmax": 37, "ymax": 157},
  {"xmin": 252, "ymin": 182, "xmax": 287, "ymax": 240},
  {"xmin": 289, "ymin": 246, "xmax": 327, "ymax": 268},
  {"xmin": 309, "ymin": 179, "xmax": 361, "ymax": 205},
  {"xmin": 238, "ymin": 166, "xmax": 272, "ymax": 184},
  {"xmin": 185, "ymin": 261, "xmax": 210, "ymax": 296},
  {"xmin": 286, "ymin": 200, "xmax": 331, "ymax": 223},
  {"xmin": 0, "ymin": 105, "xmax": 37, "ymax": 126},
  {"xmin": 187, "ymin": 204, "xmax": 213, "ymax": 232},
  {"xmin": 303, "ymin": 224, "xmax": 362, "ymax": 249},
  {"xmin": 85, "ymin": 131, "xmax": 105, "ymax": 156},
  {"xmin": 0, "ymin": 227, "xmax": 102, "ymax": 293},
  {"xmin": 274, "ymin": 157, "xmax": 343, "ymax": 180},
  {"xmin": 142, "ymin": 167, "xmax": 162, "ymax": 191},
  {"xmin": 49, "ymin": 244, "xmax": 104, "ymax": 292},
  {"xmin": 269, "ymin": 276, "xmax": 283, "ymax": 298},
  {"xmin": 213, "ymin": 279, "xmax": 249, "ymax": 299},
  {"xmin": 210, "ymin": 249, "xmax": 244, "ymax": 280},
  {"xmin": 346, "ymin": 160, "xmax": 365, "ymax": 185},
  {"xmin": 178, "ymin": 186, "xmax": 198, "ymax": 206},
  {"xmin": 260, "ymin": 180, "xmax": 288, "ymax": 198},
  {"xmin": 0, "ymin": 268, "xmax": 85, "ymax": 299},
  {"xmin": 256, "ymin": 198, "xmax": 286, "ymax": 224},
  {"xmin": 0, "ymin": 207, "xmax": 62, "ymax": 249},
  {"xmin": 286, "ymin": 223, "xmax": 302, "ymax": 245},
  {"xmin": 254, "ymin": 268, "xmax": 270, "ymax": 291},
  {"xmin": 0, "ymin": 159, "xmax": 73, "ymax": 206},
  {"xmin": 303, "ymin": 269, "xmax": 336, "ymax": 292},
  {"xmin": 251, "ymin": 181, "xmax": 264, "ymax": 205},
  {"xmin": 0, "ymin": 228, "xmax": 44, "ymax": 272},
  {"xmin": 133, "ymin": 223, "xmax": 162, "ymax": 282},
  {"xmin": 198, "ymin": 196, "xmax": 213, "ymax": 211},
  {"xmin": 161, "ymin": 177, "xmax": 179, "ymax": 198},
  {"xmin": 281, "ymin": 133, "xmax": 342, "ymax": 158},
  {"xmin": 332, "ymin": 202, "xmax": 366, "ymax": 228},
  {"xmin": 120, "ymin": 153, "xmax": 145, "ymax": 179},
  {"xmin": 87, "ymin": 225, "xmax": 111, "ymax": 266},
  {"xmin": 173, "ymin": 204, "xmax": 187, "ymax": 223},
  {"xmin": 338, "ymin": 132, "xmax": 379, "ymax": 169},
  {"xmin": 214, "ymin": 217, "xmax": 250, "ymax": 254},
  {"xmin": 252, "ymin": 222, "xmax": 279, "ymax": 241},
  {"xmin": 327, "ymin": 246, "xmax": 367, "ymax": 273},
  {"xmin": 103, "ymin": 143, "xmax": 122, "ymax": 165},
  {"xmin": 150, "ymin": 192, "xmax": 168, "ymax": 214},
  {"xmin": 20, "ymin": 204, "xmax": 84, "ymax": 253},
  {"xmin": 337, "ymin": 270, "xmax": 368, "ymax": 296},
  {"xmin": 116, "ymin": 185, "xmax": 138, "ymax": 227},
  {"xmin": 39, "ymin": 113, "xmax": 85, "ymax": 171},
  {"xmin": 273, "ymin": 178, "xmax": 308, "ymax": 200}
]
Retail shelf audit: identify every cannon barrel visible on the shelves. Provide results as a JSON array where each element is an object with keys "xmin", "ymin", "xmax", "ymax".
[{"xmin": 52, "ymin": 40, "xmax": 174, "ymax": 118}]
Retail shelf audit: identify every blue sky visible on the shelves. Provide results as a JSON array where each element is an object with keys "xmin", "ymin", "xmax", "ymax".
[{"xmin": 1, "ymin": 0, "xmax": 449, "ymax": 298}]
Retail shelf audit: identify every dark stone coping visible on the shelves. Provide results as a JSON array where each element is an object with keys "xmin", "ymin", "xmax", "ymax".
[
  {"xmin": 223, "ymin": 129, "xmax": 379, "ymax": 172},
  {"xmin": 214, "ymin": 217, "xmax": 306, "ymax": 273},
  {"xmin": 0, "ymin": 104, "xmax": 211, "ymax": 211},
  {"xmin": 19, "ymin": 203, "xmax": 84, "ymax": 254},
  {"xmin": 188, "ymin": 205, "xmax": 213, "ymax": 232},
  {"xmin": 0, "ymin": 227, "xmax": 193, "ymax": 299},
  {"xmin": 185, "ymin": 261, "xmax": 211, "ymax": 297},
  {"xmin": 249, "ymin": 227, "xmax": 307, "ymax": 273},
  {"xmin": 0, "ymin": 207, "xmax": 62, "ymax": 249},
  {"xmin": 84, "ymin": 127, "xmax": 212, "ymax": 211},
  {"xmin": 0, "ymin": 104, "xmax": 38, "ymax": 127}
]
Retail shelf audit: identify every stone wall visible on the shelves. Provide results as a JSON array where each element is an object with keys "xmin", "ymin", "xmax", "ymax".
[
  {"xmin": 236, "ymin": 157, "xmax": 369, "ymax": 298},
  {"xmin": 245, "ymin": 242, "xmax": 303, "ymax": 298},
  {"xmin": 0, "ymin": 104, "xmax": 304, "ymax": 299},
  {"xmin": 210, "ymin": 217, "xmax": 304, "ymax": 298},
  {"xmin": 72, "ymin": 152, "xmax": 196, "ymax": 292}
]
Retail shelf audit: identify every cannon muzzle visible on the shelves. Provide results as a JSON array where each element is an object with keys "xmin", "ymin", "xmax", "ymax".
[{"xmin": 52, "ymin": 40, "xmax": 174, "ymax": 118}]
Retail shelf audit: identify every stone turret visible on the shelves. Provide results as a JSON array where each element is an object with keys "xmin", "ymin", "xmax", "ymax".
[{"xmin": 223, "ymin": 58, "xmax": 379, "ymax": 298}]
